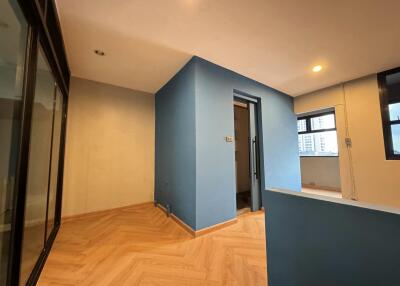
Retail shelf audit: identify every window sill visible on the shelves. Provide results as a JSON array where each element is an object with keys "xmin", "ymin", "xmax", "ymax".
[{"xmin": 300, "ymin": 155, "xmax": 339, "ymax": 158}]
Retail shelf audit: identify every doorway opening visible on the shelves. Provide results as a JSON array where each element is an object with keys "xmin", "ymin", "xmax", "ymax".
[
  {"xmin": 234, "ymin": 97, "xmax": 261, "ymax": 215},
  {"xmin": 297, "ymin": 109, "xmax": 342, "ymax": 199}
]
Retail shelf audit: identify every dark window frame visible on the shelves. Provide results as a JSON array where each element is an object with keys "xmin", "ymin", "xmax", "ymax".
[
  {"xmin": 378, "ymin": 67, "xmax": 400, "ymax": 160},
  {"xmin": 297, "ymin": 111, "xmax": 339, "ymax": 157}
]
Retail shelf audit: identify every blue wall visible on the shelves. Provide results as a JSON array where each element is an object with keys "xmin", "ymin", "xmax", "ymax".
[
  {"xmin": 195, "ymin": 57, "xmax": 301, "ymax": 229},
  {"xmin": 155, "ymin": 59, "xmax": 197, "ymax": 229},
  {"xmin": 155, "ymin": 56, "xmax": 301, "ymax": 231},
  {"xmin": 263, "ymin": 189, "xmax": 400, "ymax": 286}
]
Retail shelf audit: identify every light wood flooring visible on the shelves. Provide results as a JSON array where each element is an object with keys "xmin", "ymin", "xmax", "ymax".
[{"xmin": 38, "ymin": 203, "xmax": 267, "ymax": 286}]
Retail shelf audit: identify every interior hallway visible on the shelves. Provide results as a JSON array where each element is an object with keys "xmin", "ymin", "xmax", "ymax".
[{"xmin": 38, "ymin": 204, "xmax": 267, "ymax": 286}]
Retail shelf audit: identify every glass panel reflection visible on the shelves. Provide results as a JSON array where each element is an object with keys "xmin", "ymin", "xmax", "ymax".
[
  {"xmin": 20, "ymin": 46, "xmax": 55, "ymax": 285},
  {"xmin": 46, "ymin": 87, "xmax": 63, "ymax": 239},
  {"xmin": 0, "ymin": 0, "xmax": 28, "ymax": 284}
]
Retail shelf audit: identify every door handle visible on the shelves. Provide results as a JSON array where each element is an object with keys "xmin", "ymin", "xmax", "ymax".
[
  {"xmin": 252, "ymin": 137, "xmax": 258, "ymax": 179},
  {"xmin": 248, "ymin": 137, "xmax": 252, "ymax": 178}
]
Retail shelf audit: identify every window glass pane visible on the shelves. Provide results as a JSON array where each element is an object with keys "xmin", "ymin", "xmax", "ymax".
[
  {"xmin": 297, "ymin": 119, "xmax": 306, "ymax": 132},
  {"xmin": 389, "ymin": 103, "xmax": 400, "ymax": 121},
  {"xmin": 0, "ymin": 1, "xmax": 28, "ymax": 284},
  {"xmin": 391, "ymin": 124, "xmax": 400, "ymax": 155},
  {"xmin": 298, "ymin": 131, "xmax": 338, "ymax": 156},
  {"xmin": 46, "ymin": 87, "xmax": 63, "ymax": 239},
  {"xmin": 20, "ymin": 46, "xmax": 55, "ymax": 285},
  {"xmin": 386, "ymin": 72, "xmax": 400, "ymax": 103},
  {"xmin": 310, "ymin": 113, "xmax": 335, "ymax": 130}
]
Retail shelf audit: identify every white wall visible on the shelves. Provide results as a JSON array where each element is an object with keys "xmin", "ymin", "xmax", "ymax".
[
  {"xmin": 300, "ymin": 157, "xmax": 341, "ymax": 191},
  {"xmin": 295, "ymin": 75, "xmax": 400, "ymax": 208},
  {"xmin": 62, "ymin": 77, "xmax": 155, "ymax": 217}
]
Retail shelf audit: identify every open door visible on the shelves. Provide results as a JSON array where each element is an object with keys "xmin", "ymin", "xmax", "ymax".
[{"xmin": 234, "ymin": 97, "xmax": 261, "ymax": 213}]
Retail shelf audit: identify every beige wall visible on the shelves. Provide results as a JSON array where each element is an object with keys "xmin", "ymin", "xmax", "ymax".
[
  {"xmin": 62, "ymin": 77, "xmax": 155, "ymax": 217},
  {"xmin": 300, "ymin": 157, "xmax": 341, "ymax": 191},
  {"xmin": 295, "ymin": 75, "xmax": 400, "ymax": 208}
]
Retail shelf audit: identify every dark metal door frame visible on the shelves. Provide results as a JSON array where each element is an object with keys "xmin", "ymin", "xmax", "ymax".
[{"xmin": 234, "ymin": 91, "xmax": 263, "ymax": 212}]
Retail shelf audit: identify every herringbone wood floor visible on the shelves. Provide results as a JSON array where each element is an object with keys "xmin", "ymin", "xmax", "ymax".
[{"xmin": 38, "ymin": 203, "xmax": 267, "ymax": 286}]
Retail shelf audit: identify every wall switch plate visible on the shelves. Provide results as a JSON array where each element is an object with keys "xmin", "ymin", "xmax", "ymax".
[
  {"xmin": 345, "ymin": 137, "xmax": 352, "ymax": 147},
  {"xmin": 225, "ymin": 136, "xmax": 233, "ymax": 142}
]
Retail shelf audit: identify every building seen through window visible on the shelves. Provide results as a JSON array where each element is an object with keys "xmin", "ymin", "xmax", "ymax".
[{"xmin": 378, "ymin": 69, "xmax": 400, "ymax": 159}]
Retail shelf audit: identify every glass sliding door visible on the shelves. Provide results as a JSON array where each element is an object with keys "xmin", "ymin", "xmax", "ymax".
[
  {"xmin": 0, "ymin": 0, "xmax": 69, "ymax": 284},
  {"xmin": 20, "ymin": 46, "xmax": 55, "ymax": 285},
  {"xmin": 0, "ymin": 0, "xmax": 28, "ymax": 284}
]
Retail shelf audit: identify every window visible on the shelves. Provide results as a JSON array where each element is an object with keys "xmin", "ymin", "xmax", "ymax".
[
  {"xmin": 297, "ymin": 112, "xmax": 339, "ymax": 157},
  {"xmin": 378, "ymin": 68, "xmax": 400, "ymax": 160}
]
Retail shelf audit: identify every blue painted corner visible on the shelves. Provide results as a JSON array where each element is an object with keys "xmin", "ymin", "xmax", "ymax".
[
  {"xmin": 155, "ymin": 56, "xmax": 301, "ymax": 231},
  {"xmin": 155, "ymin": 58, "xmax": 197, "ymax": 229},
  {"xmin": 194, "ymin": 57, "xmax": 301, "ymax": 229}
]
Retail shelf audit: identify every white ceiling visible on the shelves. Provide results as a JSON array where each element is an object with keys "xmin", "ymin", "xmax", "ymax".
[{"xmin": 55, "ymin": 0, "xmax": 400, "ymax": 96}]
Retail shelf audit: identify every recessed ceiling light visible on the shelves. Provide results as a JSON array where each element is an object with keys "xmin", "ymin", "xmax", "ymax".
[
  {"xmin": 312, "ymin": 65, "xmax": 322, "ymax": 73},
  {"xmin": 94, "ymin": 49, "xmax": 105, "ymax": 56}
]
